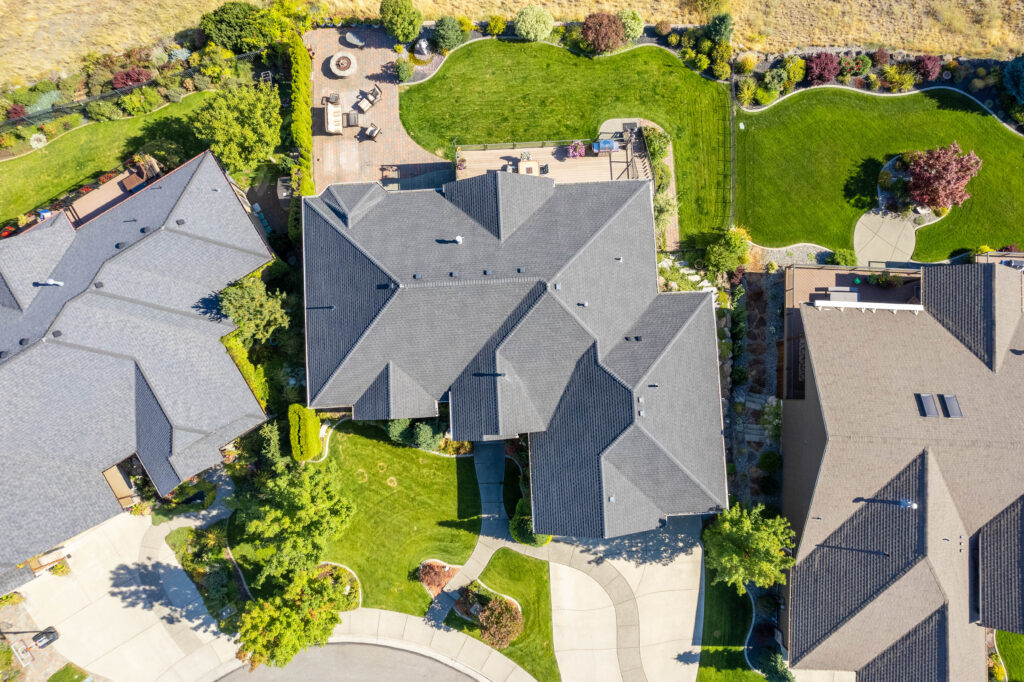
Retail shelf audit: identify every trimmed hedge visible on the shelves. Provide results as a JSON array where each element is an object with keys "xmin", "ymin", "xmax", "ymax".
[
  {"xmin": 286, "ymin": 31, "xmax": 315, "ymax": 245},
  {"xmin": 223, "ymin": 333, "xmax": 269, "ymax": 409},
  {"xmin": 288, "ymin": 403, "xmax": 322, "ymax": 461}
]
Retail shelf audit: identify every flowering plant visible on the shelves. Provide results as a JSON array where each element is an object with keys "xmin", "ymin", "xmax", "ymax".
[{"xmin": 567, "ymin": 140, "xmax": 585, "ymax": 158}]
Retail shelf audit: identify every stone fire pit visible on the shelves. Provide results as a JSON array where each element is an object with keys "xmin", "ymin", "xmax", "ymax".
[{"xmin": 329, "ymin": 51, "xmax": 357, "ymax": 78}]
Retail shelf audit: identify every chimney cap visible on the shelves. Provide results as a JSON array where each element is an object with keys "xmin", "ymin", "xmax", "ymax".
[{"xmin": 454, "ymin": 235, "xmax": 463, "ymax": 244}]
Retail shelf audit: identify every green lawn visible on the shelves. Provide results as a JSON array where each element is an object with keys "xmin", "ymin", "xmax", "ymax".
[
  {"xmin": 999, "ymin": 630, "xmax": 1024, "ymax": 681},
  {"xmin": 444, "ymin": 548, "xmax": 560, "ymax": 682},
  {"xmin": 47, "ymin": 663, "xmax": 89, "ymax": 682},
  {"xmin": 697, "ymin": 581, "xmax": 762, "ymax": 682},
  {"xmin": 736, "ymin": 88, "xmax": 1024, "ymax": 261},
  {"xmin": 400, "ymin": 40, "xmax": 731, "ymax": 242},
  {"xmin": 0, "ymin": 91, "xmax": 213, "ymax": 224},
  {"xmin": 316, "ymin": 420, "xmax": 481, "ymax": 616}
]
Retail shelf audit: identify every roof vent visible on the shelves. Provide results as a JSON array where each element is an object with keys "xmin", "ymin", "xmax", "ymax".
[
  {"xmin": 553, "ymin": 282, "xmax": 561, "ymax": 290},
  {"xmin": 614, "ymin": 256, "xmax": 623, "ymax": 262},
  {"xmin": 608, "ymin": 495, "xmax": 616, "ymax": 503},
  {"xmin": 175, "ymin": 218, "xmax": 185, "ymax": 226},
  {"xmin": 52, "ymin": 330, "xmax": 62, "ymax": 338},
  {"xmin": 450, "ymin": 271, "xmax": 458, "ymax": 278},
  {"xmin": 649, "ymin": 383, "xmax": 659, "ymax": 388},
  {"xmin": 638, "ymin": 409, "xmax": 646, "ymax": 417},
  {"xmin": 412, "ymin": 273, "xmax": 421, "ymax": 279},
  {"xmin": 899, "ymin": 499, "xmax": 919, "ymax": 510},
  {"xmin": 43, "ymin": 278, "xmax": 64, "ymax": 287},
  {"xmin": 517, "ymin": 267, "xmax": 525, "ymax": 273},
  {"xmin": 19, "ymin": 338, "xmax": 30, "ymax": 346},
  {"xmin": 140, "ymin": 226, "xmax": 150, "ymax": 233},
  {"xmin": 634, "ymin": 335, "xmax": 642, "ymax": 341},
  {"xmin": 580, "ymin": 301, "xmax": 589, "ymax": 307},
  {"xmin": 483, "ymin": 269, "xmax": 492, "ymax": 275},
  {"xmin": 454, "ymin": 235, "xmax": 463, "ymax": 244},
  {"xmin": 637, "ymin": 396, "xmax": 644, "ymax": 403},
  {"xmin": 94, "ymin": 281, "xmax": 104, "ymax": 289},
  {"xmin": 115, "ymin": 242, "xmax": 125, "ymax": 249},
  {"xmin": 0, "ymin": 351, "xmax": 6, "ymax": 359}
]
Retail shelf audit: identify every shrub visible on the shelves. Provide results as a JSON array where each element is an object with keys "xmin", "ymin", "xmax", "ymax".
[
  {"xmin": 434, "ymin": 15, "xmax": 465, "ymax": 52},
  {"xmin": 914, "ymin": 54, "xmax": 941, "ymax": 81},
  {"xmin": 711, "ymin": 41, "xmax": 732, "ymax": 64},
  {"xmin": 838, "ymin": 55, "xmax": 855, "ymax": 78},
  {"xmin": 617, "ymin": 9, "xmax": 644, "ymax": 42},
  {"xmin": 486, "ymin": 15, "xmax": 507, "ymax": 35},
  {"xmin": 758, "ymin": 650, "xmax": 795, "ymax": 682},
  {"xmin": 693, "ymin": 54, "xmax": 711, "ymax": 71},
  {"xmin": 868, "ymin": 271, "xmax": 905, "ymax": 289},
  {"xmin": 6, "ymin": 103, "xmax": 26, "ymax": 119},
  {"xmin": 458, "ymin": 16, "xmax": 474, "ymax": 33},
  {"xmin": 288, "ymin": 403, "xmax": 322, "ymax": 462},
  {"xmin": 735, "ymin": 54, "xmax": 757, "ymax": 74},
  {"xmin": 704, "ymin": 13, "xmax": 733, "ymax": 43},
  {"xmin": 877, "ymin": 169, "xmax": 893, "ymax": 189},
  {"xmin": 854, "ymin": 53, "xmax": 872, "ymax": 75},
  {"xmin": 33, "ymin": 79, "xmax": 56, "ymax": 93},
  {"xmin": 806, "ymin": 52, "xmax": 840, "ymax": 85},
  {"xmin": 652, "ymin": 160, "xmax": 671, "ymax": 193},
  {"xmin": 754, "ymin": 86, "xmax": 779, "ymax": 106},
  {"xmin": 39, "ymin": 121, "xmax": 60, "ymax": 138},
  {"xmin": 413, "ymin": 421, "xmax": 443, "ymax": 451},
  {"xmin": 696, "ymin": 37, "xmax": 713, "ymax": 55},
  {"xmin": 762, "ymin": 67, "xmax": 787, "ymax": 92},
  {"xmin": 783, "ymin": 55, "xmax": 805, "ymax": 83},
  {"xmin": 827, "ymin": 248, "xmax": 858, "ymax": 266},
  {"xmin": 882, "ymin": 63, "xmax": 916, "ymax": 92},
  {"xmin": 8, "ymin": 87, "xmax": 38, "ymax": 106},
  {"xmin": 380, "ymin": 0, "xmax": 423, "ymax": 43},
  {"xmin": 0, "ymin": 132, "xmax": 14, "ymax": 148},
  {"xmin": 755, "ymin": 592, "xmax": 780, "ymax": 616},
  {"xmin": 166, "ymin": 86, "xmax": 186, "ymax": 102},
  {"xmin": 867, "ymin": 73, "xmax": 880, "ymax": 90},
  {"xmin": 386, "ymin": 418, "xmax": 412, "ymax": 444},
  {"xmin": 758, "ymin": 450, "xmax": 782, "ymax": 473},
  {"xmin": 479, "ymin": 597, "xmax": 524, "ymax": 649},
  {"xmin": 654, "ymin": 19, "xmax": 672, "ymax": 36},
  {"xmin": 49, "ymin": 559, "xmax": 71, "ymax": 576},
  {"xmin": 909, "ymin": 142, "xmax": 982, "ymax": 209},
  {"xmin": 200, "ymin": 2, "xmax": 269, "ymax": 52},
  {"xmin": 873, "ymin": 47, "xmax": 890, "ymax": 65},
  {"xmin": 643, "ymin": 126, "xmax": 671, "ymax": 163},
  {"xmin": 737, "ymin": 78, "xmax": 757, "ymax": 106},
  {"xmin": 731, "ymin": 365, "xmax": 749, "ymax": 385},
  {"xmin": 514, "ymin": 5, "xmax": 554, "ymax": 42},
  {"xmin": 510, "ymin": 498, "xmax": 551, "ymax": 546},
  {"xmin": 85, "ymin": 99, "xmax": 123, "ymax": 121},
  {"xmin": 1004, "ymin": 55, "xmax": 1024, "ymax": 104},
  {"xmin": 705, "ymin": 226, "xmax": 750, "ymax": 274},
  {"xmin": 118, "ymin": 86, "xmax": 163, "ymax": 115},
  {"xmin": 681, "ymin": 48, "xmax": 696, "ymax": 62},
  {"xmin": 582, "ymin": 13, "xmax": 626, "ymax": 54},
  {"xmin": 395, "ymin": 58, "xmax": 415, "ymax": 82},
  {"xmin": 192, "ymin": 73, "xmax": 213, "ymax": 91},
  {"xmin": 667, "ymin": 33, "xmax": 680, "ymax": 47},
  {"xmin": 112, "ymin": 66, "xmax": 151, "ymax": 89},
  {"xmin": 712, "ymin": 60, "xmax": 731, "ymax": 80}
]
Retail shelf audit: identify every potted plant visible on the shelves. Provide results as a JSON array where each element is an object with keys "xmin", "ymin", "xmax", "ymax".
[{"xmin": 567, "ymin": 140, "xmax": 585, "ymax": 158}]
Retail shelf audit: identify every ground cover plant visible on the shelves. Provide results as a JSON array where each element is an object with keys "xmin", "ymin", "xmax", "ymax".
[
  {"xmin": 445, "ymin": 548, "xmax": 559, "ymax": 681},
  {"xmin": 400, "ymin": 40, "xmax": 730, "ymax": 243},
  {"xmin": 165, "ymin": 520, "xmax": 248, "ymax": 633},
  {"xmin": 736, "ymin": 87, "xmax": 1024, "ymax": 260},
  {"xmin": 152, "ymin": 478, "xmax": 218, "ymax": 525},
  {"xmin": 238, "ymin": 420, "xmax": 481, "ymax": 616},
  {"xmin": 0, "ymin": 91, "xmax": 212, "ymax": 224},
  {"xmin": 696, "ymin": 580, "xmax": 762, "ymax": 682}
]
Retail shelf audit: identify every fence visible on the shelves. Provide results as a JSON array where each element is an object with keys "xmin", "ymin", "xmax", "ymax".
[
  {"xmin": 0, "ymin": 50, "xmax": 265, "ymax": 133},
  {"xmin": 454, "ymin": 138, "xmax": 597, "ymax": 154}
]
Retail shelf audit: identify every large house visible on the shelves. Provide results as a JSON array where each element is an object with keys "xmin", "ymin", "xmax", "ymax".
[
  {"xmin": 780, "ymin": 259, "xmax": 1024, "ymax": 681},
  {"xmin": 0, "ymin": 152, "xmax": 271, "ymax": 594},
  {"xmin": 303, "ymin": 172, "xmax": 728, "ymax": 537}
]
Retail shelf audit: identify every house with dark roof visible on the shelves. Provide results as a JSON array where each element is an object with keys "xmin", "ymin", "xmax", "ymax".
[
  {"xmin": 780, "ymin": 259, "xmax": 1024, "ymax": 681},
  {"xmin": 303, "ymin": 171, "xmax": 728, "ymax": 538},
  {"xmin": 0, "ymin": 152, "xmax": 271, "ymax": 595}
]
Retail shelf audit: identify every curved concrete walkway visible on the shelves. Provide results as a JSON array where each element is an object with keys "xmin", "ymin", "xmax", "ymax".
[{"xmin": 852, "ymin": 209, "xmax": 917, "ymax": 265}]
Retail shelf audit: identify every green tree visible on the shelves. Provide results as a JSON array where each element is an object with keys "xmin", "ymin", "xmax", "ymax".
[
  {"xmin": 200, "ymin": 2, "xmax": 272, "ymax": 53},
  {"xmin": 514, "ymin": 5, "xmax": 554, "ymax": 42},
  {"xmin": 219, "ymin": 276, "xmax": 289, "ymax": 346},
  {"xmin": 412, "ymin": 421, "xmax": 442, "ymax": 451},
  {"xmin": 385, "ymin": 418, "xmax": 412, "ymax": 444},
  {"xmin": 703, "ymin": 503, "xmax": 796, "ymax": 595},
  {"xmin": 380, "ymin": 0, "xmax": 423, "ymax": 43},
  {"xmin": 704, "ymin": 226, "xmax": 751, "ymax": 274},
  {"xmin": 704, "ymin": 13, "xmax": 733, "ymax": 44},
  {"xmin": 236, "ymin": 569, "xmax": 351, "ymax": 669},
  {"xmin": 395, "ymin": 58, "xmax": 415, "ymax": 82},
  {"xmin": 191, "ymin": 84, "xmax": 282, "ymax": 174},
  {"xmin": 434, "ymin": 15, "xmax": 465, "ymax": 52},
  {"xmin": 288, "ymin": 404, "xmax": 322, "ymax": 462},
  {"xmin": 616, "ymin": 9, "xmax": 644, "ymax": 42}
]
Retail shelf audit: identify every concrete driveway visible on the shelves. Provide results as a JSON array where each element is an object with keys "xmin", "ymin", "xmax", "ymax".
[
  {"xmin": 550, "ymin": 563, "xmax": 621, "ymax": 681},
  {"xmin": 18, "ymin": 495, "xmax": 238, "ymax": 682}
]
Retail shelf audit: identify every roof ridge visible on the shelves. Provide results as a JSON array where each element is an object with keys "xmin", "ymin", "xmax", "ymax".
[
  {"xmin": 631, "ymin": 291, "xmax": 712, "ymax": 387},
  {"xmin": 632, "ymin": 419, "xmax": 725, "ymax": 506},
  {"xmin": 305, "ymin": 197, "xmax": 401, "ymax": 285}
]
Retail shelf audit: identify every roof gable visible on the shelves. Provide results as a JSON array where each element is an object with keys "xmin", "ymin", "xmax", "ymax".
[
  {"xmin": 321, "ymin": 183, "xmax": 387, "ymax": 228},
  {"xmin": 442, "ymin": 172, "xmax": 555, "ymax": 241},
  {"xmin": 857, "ymin": 606, "xmax": 949, "ymax": 682},
  {"xmin": 0, "ymin": 213, "xmax": 75, "ymax": 310},
  {"xmin": 979, "ymin": 494, "xmax": 1024, "ymax": 632}
]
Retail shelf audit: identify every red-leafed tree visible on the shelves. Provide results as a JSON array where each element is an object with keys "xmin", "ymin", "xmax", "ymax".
[
  {"xmin": 806, "ymin": 52, "xmax": 840, "ymax": 85},
  {"xmin": 909, "ymin": 142, "xmax": 982, "ymax": 209},
  {"xmin": 582, "ymin": 12, "xmax": 626, "ymax": 54},
  {"xmin": 7, "ymin": 103, "xmax": 27, "ymax": 119},
  {"xmin": 112, "ymin": 67, "xmax": 152, "ymax": 89},
  {"xmin": 914, "ymin": 54, "xmax": 941, "ymax": 81}
]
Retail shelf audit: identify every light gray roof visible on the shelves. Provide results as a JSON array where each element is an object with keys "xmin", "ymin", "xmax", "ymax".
[
  {"xmin": 783, "ymin": 262, "xmax": 1024, "ymax": 680},
  {"xmin": 0, "ymin": 152, "xmax": 270, "ymax": 569},
  {"xmin": 304, "ymin": 173, "xmax": 727, "ymax": 537}
]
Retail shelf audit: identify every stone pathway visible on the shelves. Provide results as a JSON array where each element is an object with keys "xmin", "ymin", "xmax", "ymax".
[{"xmin": 852, "ymin": 209, "xmax": 917, "ymax": 266}]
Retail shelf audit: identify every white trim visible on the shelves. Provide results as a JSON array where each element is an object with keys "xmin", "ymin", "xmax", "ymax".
[{"xmin": 813, "ymin": 300, "xmax": 924, "ymax": 312}]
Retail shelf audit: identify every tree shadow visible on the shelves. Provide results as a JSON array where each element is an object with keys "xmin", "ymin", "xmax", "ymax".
[
  {"xmin": 108, "ymin": 561, "xmax": 220, "ymax": 635},
  {"xmin": 123, "ymin": 114, "xmax": 203, "ymax": 161},
  {"xmin": 568, "ymin": 515, "xmax": 702, "ymax": 567},
  {"xmin": 676, "ymin": 651, "xmax": 700, "ymax": 664},
  {"xmin": 192, "ymin": 292, "xmax": 226, "ymax": 320},
  {"xmin": 843, "ymin": 157, "xmax": 883, "ymax": 211},
  {"xmin": 456, "ymin": 455, "xmax": 481, "ymax": 520},
  {"xmin": 920, "ymin": 87, "xmax": 990, "ymax": 117}
]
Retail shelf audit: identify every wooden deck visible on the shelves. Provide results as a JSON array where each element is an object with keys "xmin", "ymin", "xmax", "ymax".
[{"xmin": 456, "ymin": 138, "xmax": 651, "ymax": 185}]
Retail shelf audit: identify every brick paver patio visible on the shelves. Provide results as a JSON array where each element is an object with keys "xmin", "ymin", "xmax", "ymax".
[{"xmin": 306, "ymin": 28, "xmax": 451, "ymax": 191}]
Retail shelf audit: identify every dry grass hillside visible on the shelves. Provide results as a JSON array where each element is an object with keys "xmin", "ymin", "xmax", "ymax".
[{"xmin": 1, "ymin": 0, "xmax": 1021, "ymax": 85}]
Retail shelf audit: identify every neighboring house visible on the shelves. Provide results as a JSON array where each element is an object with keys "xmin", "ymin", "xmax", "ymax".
[
  {"xmin": 780, "ymin": 259, "xmax": 1024, "ymax": 681},
  {"xmin": 0, "ymin": 151, "xmax": 272, "ymax": 595},
  {"xmin": 303, "ymin": 171, "xmax": 728, "ymax": 538}
]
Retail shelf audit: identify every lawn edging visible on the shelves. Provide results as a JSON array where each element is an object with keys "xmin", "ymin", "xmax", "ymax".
[{"xmin": 738, "ymin": 83, "xmax": 1023, "ymax": 138}]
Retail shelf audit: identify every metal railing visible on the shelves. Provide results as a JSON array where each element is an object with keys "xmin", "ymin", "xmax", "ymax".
[{"xmin": 454, "ymin": 138, "xmax": 597, "ymax": 155}]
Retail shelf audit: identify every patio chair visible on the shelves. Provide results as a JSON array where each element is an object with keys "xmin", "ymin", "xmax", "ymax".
[
  {"xmin": 540, "ymin": 164, "xmax": 550, "ymax": 175},
  {"xmin": 344, "ymin": 112, "xmax": 360, "ymax": 128},
  {"xmin": 366, "ymin": 84, "xmax": 383, "ymax": 104},
  {"xmin": 365, "ymin": 123, "xmax": 382, "ymax": 142},
  {"xmin": 345, "ymin": 32, "xmax": 365, "ymax": 48}
]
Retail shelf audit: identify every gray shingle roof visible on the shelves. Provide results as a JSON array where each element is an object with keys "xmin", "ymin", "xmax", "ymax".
[
  {"xmin": 857, "ymin": 606, "xmax": 948, "ymax": 682},
  {"xmin": 0, "ymin": 151, "xmax": 270, "ymax": 567},
  {"xmin": 785, "ymin": 262, "xmax": 1024, "ymax": 680},
  {"xmin": 979, "ymin": 495, "xmax": 1024, "ymax": 632},
  {"xmin": 304, "ymin": 173, "xmax": 727, "ymax": 538}
]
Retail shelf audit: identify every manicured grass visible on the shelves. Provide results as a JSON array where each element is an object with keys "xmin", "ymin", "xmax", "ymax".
[
  {"xmin": 697, "ymin": 581, "xmax": 762, "ymax": 682},
  {"xmin": 317, "ymin": 420, "xmax": 481, "ymax": 616},
  {"xmin": 736, "ymin": 88, "xmax": 1024, "ymax": 261},
  {"xmin": 47, "ymin": 662, "xmax": 89, "ymax": 682},
  {"xmin": 0, "ymin": 92, "xmax": 213, "ymax": 224},
  {"xmin": 444, "ymin": 548, "xmax": 560, "ymax": 682},
  {"xmin": 152, "ymin": 478, "xmax": 218, "ymax": 525},
  {"xmin": 999, "ymin": 630, "xmax": 1024, "ymax": 682},
  {"xmin": 400, "ymin": 40, "xmax": 731, "ymax": 242}
]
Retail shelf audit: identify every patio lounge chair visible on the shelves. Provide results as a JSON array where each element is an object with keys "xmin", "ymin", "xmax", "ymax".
[
  {"xmin": 345, "ymin": 32, "xmax": 365, "ymax": 48},
  {"xmin": 365, "ymin": 123, "xmax": 382, "ymax": 142},
  {"xmin": 355, "ymin": 85, "xmax": 383, "ymax": 113}
]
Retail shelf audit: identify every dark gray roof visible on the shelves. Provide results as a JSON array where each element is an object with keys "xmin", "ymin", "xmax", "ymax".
[
  {"xmin": 0, "ymin": 152, "xmax": 270, "ymax": 567},
  {"xmin": 979, "ymin": 495, "xmax": 1024, "ymax": 632},
  {"xmin": 0, "ymin": 564, "xmax": 34, "ymax": 597},
  {"xmin": 857, "ymin": 606, "xmax": 949, "ymax": 682},
  {"xmin": 784, "ymin": 262, "xmax": 1024, "ymax": 680},
  {"xmin": 304, "ymin": 173, "xmax": 727, "ymax": 538}
]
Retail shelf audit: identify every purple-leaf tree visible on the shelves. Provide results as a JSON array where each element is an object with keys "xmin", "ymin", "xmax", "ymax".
[
  {"xmin": 112, "ymin": 66, "xmax": 152, "ymax": 89},
  {"xmin": 909, "ymin": 142, "xmax": 982, "ymax": 209},
  {"xmin": 582, "ymin": 12, "xmax": 626, "ymax": 54},
  {"xmin": 914, "ymin": 55, "xmax": 941, "ymax": 81},
  {"xmin": 806, "ymin": 52, "xmax": 840, "ymax": 85}
]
